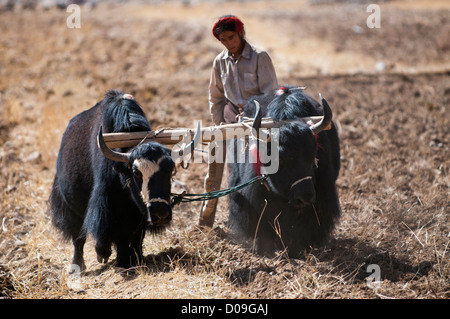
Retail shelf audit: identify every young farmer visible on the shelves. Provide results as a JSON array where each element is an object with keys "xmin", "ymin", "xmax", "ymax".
[{"xmin": 199, "ymin": 15, "xmax": 278, "ymax": 226}]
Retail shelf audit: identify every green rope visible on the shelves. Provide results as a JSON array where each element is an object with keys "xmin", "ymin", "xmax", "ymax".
[{"xmin": 171, "ymin": 175, "xmax": 267, "ymax": 207}]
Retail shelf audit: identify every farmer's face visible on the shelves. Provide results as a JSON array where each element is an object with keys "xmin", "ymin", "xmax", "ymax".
[{"xmin": 219, "ymin": 31, "xmax": 244, "ymax": 56}]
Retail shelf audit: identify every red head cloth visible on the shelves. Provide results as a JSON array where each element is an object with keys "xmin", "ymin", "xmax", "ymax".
[{"xmin": 212, "ymin": 16, "xmax": 244, "ymax": 40}]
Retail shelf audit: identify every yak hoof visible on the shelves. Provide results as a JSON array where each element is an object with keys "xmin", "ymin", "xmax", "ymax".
[
  {"xmin": 95, "ymin": 243, "xmax": 111, "ymax": 264},
  {"xmin": 97, "ymin": 254, "xmax": 109, "ymax": 264}
]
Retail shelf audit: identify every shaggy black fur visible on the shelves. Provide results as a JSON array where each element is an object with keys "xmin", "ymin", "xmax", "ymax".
[
  {"xmin": 48, "ymin": 90, "xmax": 174, "ymax": 271},
  {"xmin": 228, "ymin": 86, "xmax": 341, "ymax": 256}
]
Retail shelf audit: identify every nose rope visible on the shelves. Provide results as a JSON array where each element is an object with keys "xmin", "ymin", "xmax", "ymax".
[
  {"xmin": 146, "ymin": 198, "xmax": 170, "ymax": 206},
  {"xmin": 290, "ymin": 176, "xmax": 312, "ymax": 190}
]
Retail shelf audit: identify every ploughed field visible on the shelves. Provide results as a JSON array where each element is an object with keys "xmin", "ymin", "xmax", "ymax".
[{"xmin": 0, "ymin": 0, "xmax": 449, "ymax": 298}]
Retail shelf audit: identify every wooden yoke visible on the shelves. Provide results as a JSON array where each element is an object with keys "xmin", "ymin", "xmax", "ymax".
[{"xmin": 101, "ymin": 116, "xmax": 327, "ymax": 149}]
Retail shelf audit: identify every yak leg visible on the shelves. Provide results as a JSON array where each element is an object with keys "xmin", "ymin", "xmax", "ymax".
[
  {"xmin": 115, "ymin": 241, "xmax": 132, "ymax": 269},
  {"xmin": 70, "ymin": 233, "xmax": 86, "ymax": 274},
  {"xmin": 95, "ymin": 240, "xmax": 112, "ymax": 264},
  {"xmin": 116, "ymin": 230, "xmax": 144, "ymax": 269},
  {"xmin": 130, "ymin": 229, "xmax": 145, "ymax": 267}
]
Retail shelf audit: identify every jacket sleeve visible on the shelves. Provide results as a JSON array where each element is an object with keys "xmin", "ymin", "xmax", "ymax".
[
  {"xmin": 257, "ymin": 52, "xmax": 279, "ymax": 94},
  {"xmin": 208, "ymin": 57, "xmax": 226, "ymax": 125}
]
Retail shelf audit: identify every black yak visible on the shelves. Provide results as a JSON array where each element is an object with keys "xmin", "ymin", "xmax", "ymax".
[
  {"xmin": 48, "ymin": 90, "xmax": 199, "ymax": 271},
  {"xmin": 227, "ymin": 86, "xmax": 341, "ymax": 257}
]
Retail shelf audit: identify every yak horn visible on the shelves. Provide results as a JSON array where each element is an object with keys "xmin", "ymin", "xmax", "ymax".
[
  {"xmin": 252, "ymin": 100, "xmax": 263, "ymax": 134},
  {"xmin": 310, "ymin": 93, "xmax": 332, "ymax": 135},
  {"xmin": 97, "ymin": 126, "xmax": 131, "ymax": 163},
  {"xmin": 172, "ymin": 121, "xmax": 201, "ymax": 159}
]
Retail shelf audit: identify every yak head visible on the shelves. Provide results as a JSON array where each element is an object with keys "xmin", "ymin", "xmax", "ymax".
[
  {"xmin": 256, "ymin": 93, "xmax": 332, "ymax": 210},
  {"xmin": 97, "ymin": 123, "xmax": 200, "ymax": 229},
  {"xmin": 269, "ymin": 122, "xmax": 318, "ymax": 209}
]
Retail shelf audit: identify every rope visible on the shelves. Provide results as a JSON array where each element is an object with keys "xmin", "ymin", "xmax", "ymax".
[
  {"xmin": 171, "ymin": 175, "xmax": 267, "ymax": 207},
  {"xmin": 290, "ymin": 176, "xmax": 312, "ymax": 189}
]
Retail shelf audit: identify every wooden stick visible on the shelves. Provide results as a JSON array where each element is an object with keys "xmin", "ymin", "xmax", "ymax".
[{"xmin": 102, "ymin": 116, "xmax": 327, "ymax": 148}]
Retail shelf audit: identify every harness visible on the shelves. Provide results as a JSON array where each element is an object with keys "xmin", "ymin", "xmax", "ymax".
[
  {"xmin": 171, "ymin": 128, "xmax": 324, "ymax": 207},
  {"xmin": 170, "ymin": 175, "xmax": 267, "ymax": 207},
  {"xmin": 290, "ymin": 176, "xmax": 313, "ymax": 189}
]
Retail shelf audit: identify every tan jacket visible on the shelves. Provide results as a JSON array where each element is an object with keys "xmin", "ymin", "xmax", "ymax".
[{"xmin": 208, "ymin": 41, "xmax": 278, "ymax": 125}]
